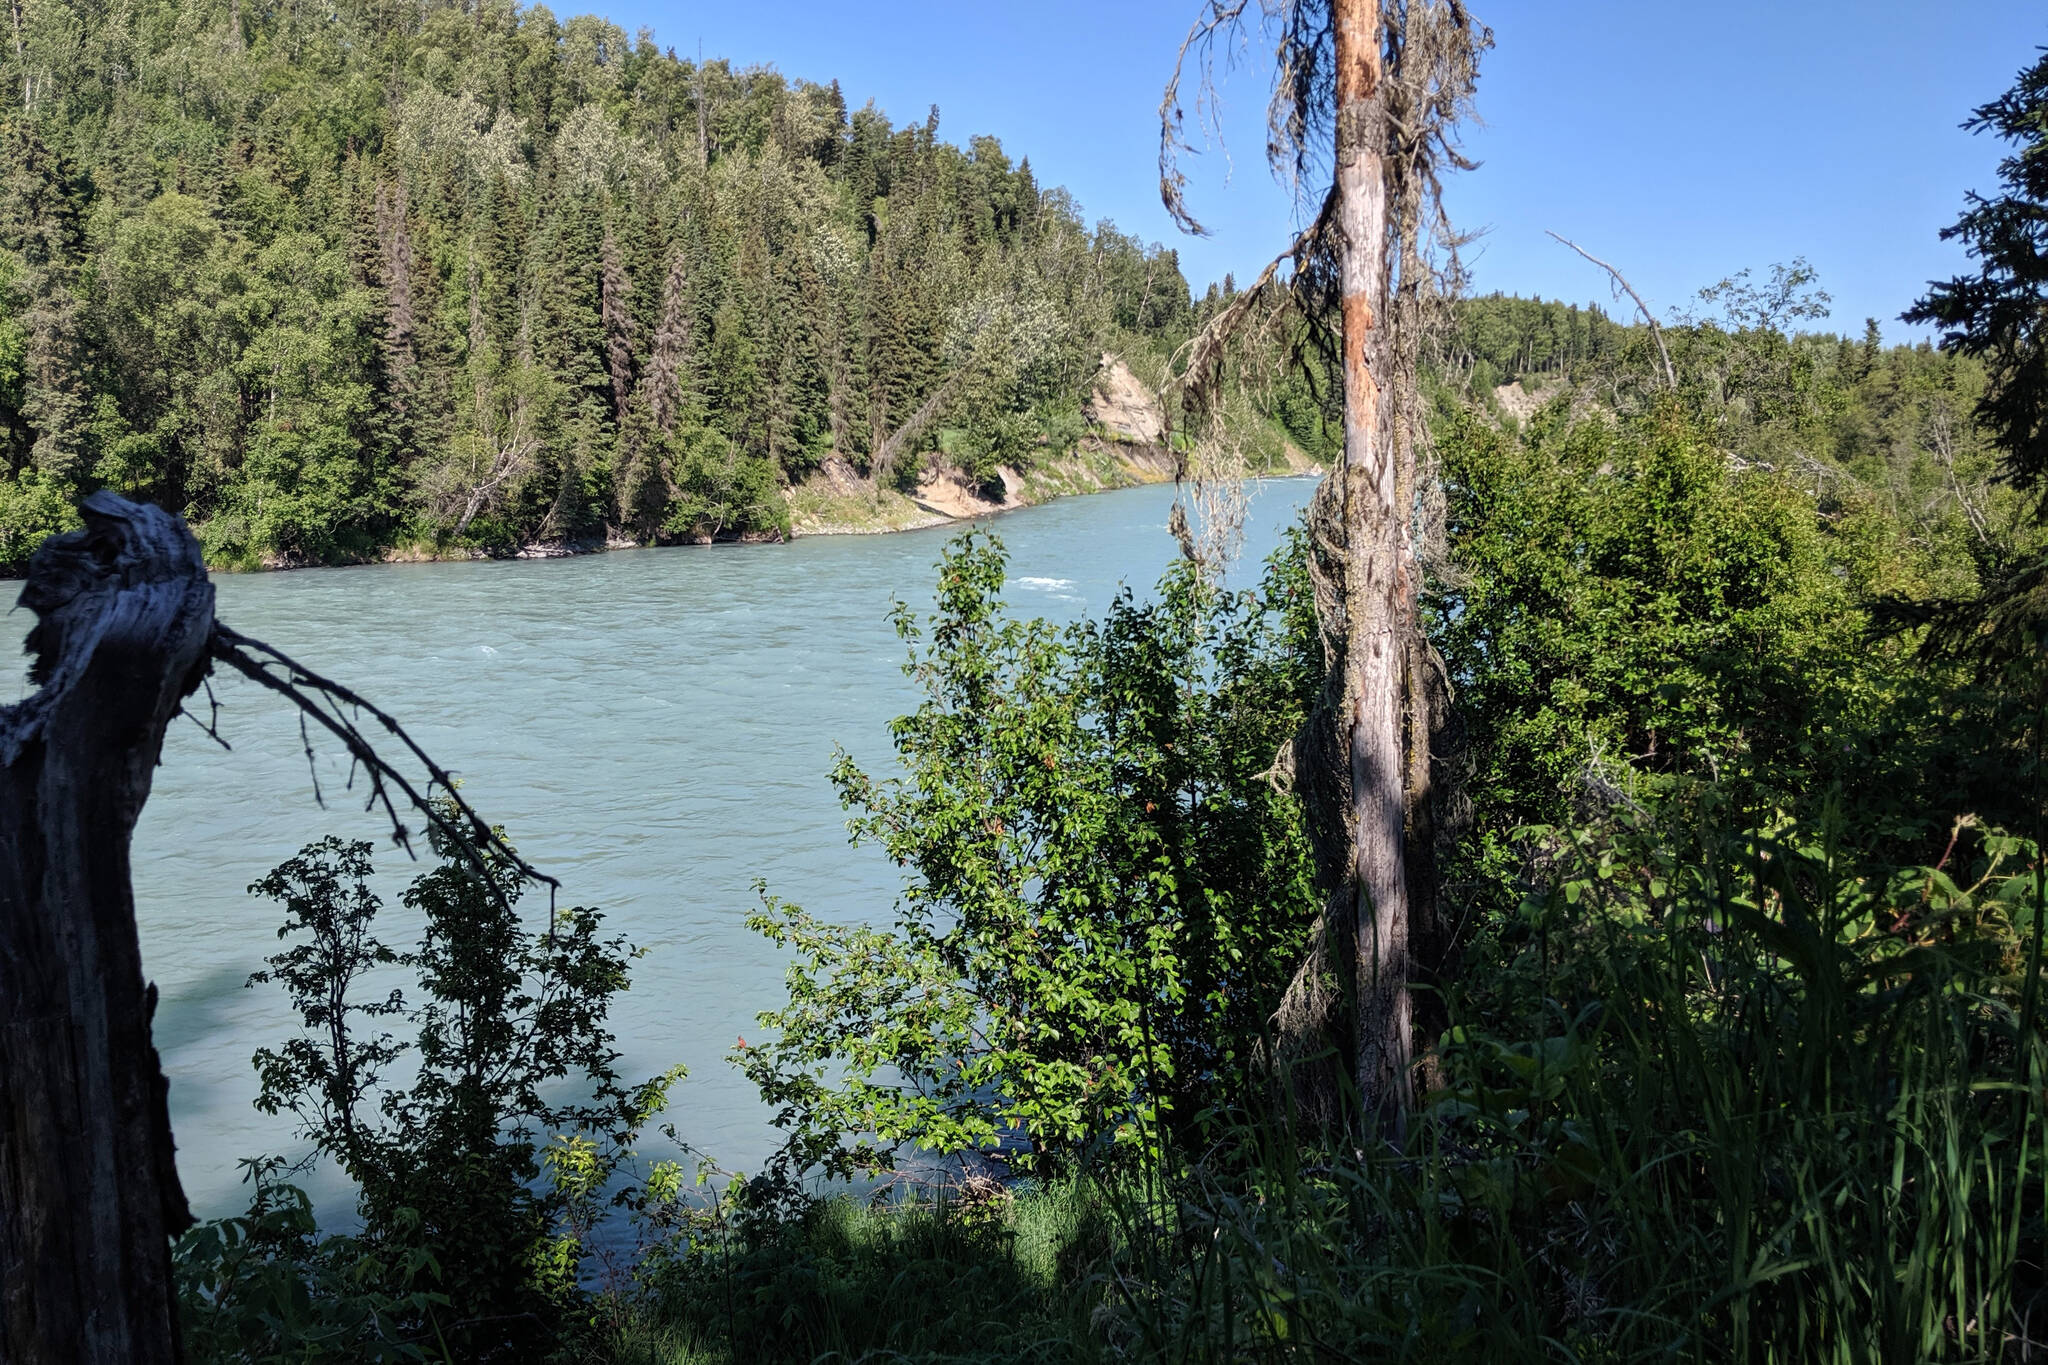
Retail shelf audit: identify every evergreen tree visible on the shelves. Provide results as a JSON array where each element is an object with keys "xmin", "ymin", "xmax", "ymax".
[
  {"xmin": 1906, "ymin": 48, "xmax": 2048, "ymax": 496},
  {"xmin": 0, "ymin": 120, "xmax": 87, "ymax": 488}
]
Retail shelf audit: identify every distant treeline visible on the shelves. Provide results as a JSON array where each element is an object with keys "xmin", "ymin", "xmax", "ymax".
[
  {"xmin": 1448, "ymin": 291, "xmax": 1635, "ymax": 385},
  {"xmin": 1230, "ymin": 283, "xmax": 2007, "ymax": 576},
  {"xmin": 1446, "ymin": 284, "xmax": 2003, "ymax": 570},
  {"xmin": 0, "ymin": 0, "xmax": 1195, "ymax": 568}
]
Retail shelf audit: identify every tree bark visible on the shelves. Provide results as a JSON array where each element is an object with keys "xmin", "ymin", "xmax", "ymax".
[
  {"xmin": 1402, "ymin": 630, "xmax": 1445, "ymax": 1088},
  {"xmin": 0, "ymin": 493, "xmax": 208, "ymax": 1364},
  {"xmin": 1333, "ymin": 0, "xmax": 1413, "ymax": 1132}
]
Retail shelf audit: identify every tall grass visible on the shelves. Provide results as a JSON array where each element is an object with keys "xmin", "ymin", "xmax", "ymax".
[
  {"xmin": 613, "ymin": 1177, "xmax": 1113, "ymax": 1364},
  {"xmin": 607, "ymin": 810, "xmax": 2046, "ymax": 1363},
  {"xmin": 1097, "ymin": 812, "xmax": 2048, "ymax": 1363}
]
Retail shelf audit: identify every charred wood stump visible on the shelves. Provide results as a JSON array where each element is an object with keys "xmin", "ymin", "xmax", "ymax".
[{"xmin": 0, "ymin": 494, "xmax": 208, "ymax": 1364}]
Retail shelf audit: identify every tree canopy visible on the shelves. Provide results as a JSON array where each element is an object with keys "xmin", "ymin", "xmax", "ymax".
[
  {"xmin": 0, "ymin": 0, "xmax": 1198, "ymax": 568},
  {"xmin": 1906, "ymin": 46, "xmax": 2048, "ymax": 501}
]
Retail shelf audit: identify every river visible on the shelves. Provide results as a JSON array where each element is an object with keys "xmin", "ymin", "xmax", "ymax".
[{"xmin": 35, "ymin": 478, "xmax": 1314, "ymax": 1217}]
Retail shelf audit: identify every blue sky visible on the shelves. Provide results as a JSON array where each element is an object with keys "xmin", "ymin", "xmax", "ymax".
[{"xmin": 595, "ymin": 1, "xmax": 2042, "ymax": 341}]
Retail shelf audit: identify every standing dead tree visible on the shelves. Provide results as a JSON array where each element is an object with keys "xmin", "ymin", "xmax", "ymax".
[
  {"xmin": 1, "ymin": 496, "xmax": 206, "ymax": 1363},
  {"xmin": 1161, "ymin": 0, "xmax": 1486, "ymax": 1134},
  {"xmin": 0, "ymin": 495, "xmax": 556, "ymax": 1362}
]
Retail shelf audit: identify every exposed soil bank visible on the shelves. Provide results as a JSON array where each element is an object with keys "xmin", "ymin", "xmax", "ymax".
[
  {"xmin": 784, "ymin": 354, "xmax": 1315, "ymax": 538},
  {"xmin": 247, "ymin": 357, "xmax": 1314, "ymax": 571}
]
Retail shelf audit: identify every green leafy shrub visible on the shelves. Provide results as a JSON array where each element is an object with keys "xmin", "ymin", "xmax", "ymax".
[
  {"xmin": 664, "ymin": 426, "xmax": 789, "ymax": 542},
  {"xmin": 174, "ymin": 1162, "xmax": 447, "ymax": 1364},
  {"xmin": 1432, "ymin": 402, "xmax": 2021, "ymax": 889},
  {"xmin": 0, "ymin": 468, "xmax": 75, "ymax": 573},
  {"xmin": 234, "ymin": 818, "xmax": 681, "ymax": 1361},
  {"xmin": 738, "ymin": 530, "xmax": 1321, "ymax": 1179}
]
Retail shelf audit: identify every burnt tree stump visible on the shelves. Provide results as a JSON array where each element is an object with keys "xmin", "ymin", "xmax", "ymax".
[{"xmin": 0, "ymin": 494, "xmax": 210, "ymax": 1363}]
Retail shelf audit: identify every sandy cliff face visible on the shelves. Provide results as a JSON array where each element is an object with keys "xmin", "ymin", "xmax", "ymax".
[
  {"xmin": 1083, "ymin": 352, "xmax": 1168, "ymax": 449},
  {"xmin": 786, "ymin": 354, "xmax": 1182, "ymax": 536}
]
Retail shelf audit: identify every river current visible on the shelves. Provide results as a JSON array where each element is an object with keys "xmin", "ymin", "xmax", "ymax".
[{"xmin": 21, "ymin": 478, "xmax": 1314, "ymax": 1217}]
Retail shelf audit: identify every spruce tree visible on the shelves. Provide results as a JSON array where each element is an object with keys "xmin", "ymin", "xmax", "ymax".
[
  {"xmin": 0, "ymin": 121, "xmax": 88, "ymax": 488},
  {"xmin": 1907, "ymin": 48, "xmax": 2048, "ymax": 495}
]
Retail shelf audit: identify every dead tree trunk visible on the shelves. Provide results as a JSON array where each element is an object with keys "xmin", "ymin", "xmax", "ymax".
[
  {"xmin": 872, "ymin": 370, "xmax": 964, "ymax": 484},
  {"xmin": 0, "ymin": 493, "xmax": 208, "ymax": 1364},
  {"xmin": 1332, "ymin": 0, "xmax": 1413, "ymax": 1133}
]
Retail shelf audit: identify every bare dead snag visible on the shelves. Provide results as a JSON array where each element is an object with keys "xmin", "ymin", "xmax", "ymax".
[
  {"xmin": 0, "ymin": 493, "xmax": 208, "ymax": 1365},
  {"xmin": 1331, "ymin": 0, "xmax": 1415, "ymax": 1137},
  {"xmin": 1160, "ymin": 0, "xmax": 1486, "ymax": 1139},
  {"xmin": 1544, "ymin": 230, "xmax": 1677, "ymax": 392}
]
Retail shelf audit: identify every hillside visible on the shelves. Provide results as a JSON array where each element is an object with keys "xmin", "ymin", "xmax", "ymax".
[{"xmin": 0, "ymin": 0, "xmax": 1196, "ymax": 570}]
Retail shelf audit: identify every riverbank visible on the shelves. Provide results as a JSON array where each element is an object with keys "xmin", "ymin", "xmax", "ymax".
[
  {"xmin": 783, "ymin": 353, "xmax": 1319, "ymax": 537},
  {"xmin": 368, "ymin": 441, "xmax": 1221, "ymax": 566},
  {"xmin": 226, "ymin": 442, "xmax": 1317, "ymax": 572},
  {"xmin": 361, "ymin": 354, "xmax": 1320, "ymax": 568},
  {"xmin": 785, "ymin": 439, "xmax": 1180, "ymax": 539}
]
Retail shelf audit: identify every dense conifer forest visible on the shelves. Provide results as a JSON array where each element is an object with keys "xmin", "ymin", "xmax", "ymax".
[
  {"xmin": 0, "ymin": 0, "xmax": 2006, "ymax": 578},
  {"xmin": 0, "ymin": 0, "xmax": 1200, "ymax": 569}
]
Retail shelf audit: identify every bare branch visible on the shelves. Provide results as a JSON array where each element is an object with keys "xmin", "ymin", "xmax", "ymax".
[
  {"xmin": 1544, "ymin": 230, "xmax": 1677, "ymax": 392},
  {"xmin": 1158, "ymin": 1, "xmax": 1252, "ymax": 235},
  {"xmin": 1163, "ymin": 184, "xmax": 1340, "ymax": 439},
  {"xmin": 208, "ymin": 621, "xmax": 561, "ymax": 933},
  {"xmin": 179, "ymin": 674, "xmax": 232, "ymax": 752}
]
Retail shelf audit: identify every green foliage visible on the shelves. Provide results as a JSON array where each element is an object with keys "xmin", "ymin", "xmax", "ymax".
[
  {"xmin": 1447, "ymin": 291, "xmax": 1635, "ymax": 381},
  {"xmin": 240, "ymin": 817, "xmax": 681, "ymax": 1361},
  {"xmin": 663, "ymin": 426, "xmax": 787, "ymax": 542},
  {"xmin": 619, "ymin": 1177, "xmax": 1109, "ymax": 1365},
  {"xmin": 173, "ymin": 1164, "xmax": 449, "ymax": 1364},
  {"xmin": 0, "ymin": 3, "xmax": 1196, "ymax": 567},
  {"xmin": 1907, "ymin": 46, "xmax": 2048, "ymax": 498},
  {"xmin": 1436, "ymin": 274, "xmax": 2031, "ymax": 582},
  {"xmin": 620, "ymin": 806, "xmax": 2048, "ymax": 1365},
  {"xmin": 0, "ymin": 465, "xmax": 75, "ymax": 572},
  {"xmin": 1101, "ymin": 808, "xmax": 2048, "ymax": 1363},
  {"xmin": 738, "ymin": 530, "xmax": 1320, "ymax": 1179},
  {"xmin": 1431, "ymin": 401, "xmax": 2028, "ymax": 895},
  {"xmin": 0, "ymin": 251, "xmax": 26, "ymax": 447}
]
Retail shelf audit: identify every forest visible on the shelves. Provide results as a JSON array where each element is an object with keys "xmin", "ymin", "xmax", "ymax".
[
  {"xmin": 0, "ymin": 0, "xmax": 1198, "ymax": 569},
  {"xmin": 6, "ymin": 0, "xmax": 2048, "ymax": 1363}
]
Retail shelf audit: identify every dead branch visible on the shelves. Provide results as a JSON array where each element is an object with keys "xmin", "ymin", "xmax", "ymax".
[
  {"xmin": 1162, "ymin": 184, "xmax": 1340, "ymax": 437},
  {"xmin": 1159, "ymin": 1, "xmax": 1253, "ymax": 235},
  {"xmin": 208, "ymin": 622, "xmax": 561, "ymax": 927},
  {"xmin": 1545, "ymin": 230, "xmax": 1677, "ymax": 391}
]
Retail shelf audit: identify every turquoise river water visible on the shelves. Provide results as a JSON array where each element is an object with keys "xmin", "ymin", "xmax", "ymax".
[{"xmin": 15, "ymin": 478, "xmax": 1315, "ymax": 1217}]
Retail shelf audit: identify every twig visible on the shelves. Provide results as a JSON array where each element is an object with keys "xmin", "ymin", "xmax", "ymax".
[
  {"xmin": 207, "ymin": 621, "xmax": 560, "ymax": 934},
  {"xmin": 1544, "ymin": 230, "xmax": 1676, "ymax": 392},
  {"xmin": 178, "ymin": 675, "xmax": 232, "ymax": 752},
  {"xmin": 1158, "ymin": 1, "xmax": 1252, "ymax": 236}
]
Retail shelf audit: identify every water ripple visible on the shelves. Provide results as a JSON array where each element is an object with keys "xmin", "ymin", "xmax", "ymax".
[{"xmin": 115, "ymin": 479, "xmax": 1314, "ymax": 1216}]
